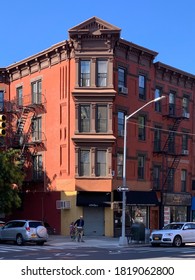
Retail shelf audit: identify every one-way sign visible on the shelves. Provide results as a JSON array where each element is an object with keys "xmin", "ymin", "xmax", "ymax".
[{"xmin": 117, "ymin": 186, "xmax": 129, "ymax": 192}]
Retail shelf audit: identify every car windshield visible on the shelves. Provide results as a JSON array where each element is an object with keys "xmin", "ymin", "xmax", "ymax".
[{"xmin": 163, "ymin": 223, "xmax": 184, "ymax": 230}]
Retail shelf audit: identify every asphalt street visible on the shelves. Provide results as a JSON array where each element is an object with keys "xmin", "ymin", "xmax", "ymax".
[{"xmin": 0, "ymin": 235, "xmax": 195, "ymax": 260}]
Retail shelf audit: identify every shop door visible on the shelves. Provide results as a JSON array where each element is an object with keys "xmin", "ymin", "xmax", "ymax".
[{"xmin": 83, "ymin": 207, "xmax": 104, "ymax": 236}]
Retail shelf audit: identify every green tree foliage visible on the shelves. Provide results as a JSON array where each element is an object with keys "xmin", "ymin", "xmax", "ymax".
[{"xmin": 0, "ymin": 149, "xmax": 25, "ymax": 214}]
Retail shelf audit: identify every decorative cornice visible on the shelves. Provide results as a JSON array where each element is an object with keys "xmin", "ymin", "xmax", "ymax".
[{"xmin": 2, "ymin": 40, "xmax": 73, "ymax": 80}]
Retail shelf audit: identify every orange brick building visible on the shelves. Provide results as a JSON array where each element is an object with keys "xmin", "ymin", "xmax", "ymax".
[{"xmin": 0, "ymin": 16, "xmax": 195, "ymax": 236}]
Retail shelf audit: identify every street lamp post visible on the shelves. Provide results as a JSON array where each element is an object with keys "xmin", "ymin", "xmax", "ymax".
[{"xmin": 119, "ymin": 96, "xmax": 166, "ymax": 246}]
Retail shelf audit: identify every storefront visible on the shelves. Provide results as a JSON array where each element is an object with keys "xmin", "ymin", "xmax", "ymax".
[
  {"xmin": 76, "ymin": 191, "xmax": 111, "ymax": 236},
  {"xmin": 113, "ymin": 190, "xmax": 159, "ymax": 237},
  {"xmin": 162, "ymin": 193, "xmax": 191, "ymax": 226}
]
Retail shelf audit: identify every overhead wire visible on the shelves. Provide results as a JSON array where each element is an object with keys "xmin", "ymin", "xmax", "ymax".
[{"xmin": 126, "ymin": 120, "xmax": 195, "ymax": 137}]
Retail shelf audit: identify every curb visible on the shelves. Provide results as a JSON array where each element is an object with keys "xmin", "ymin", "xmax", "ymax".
[{"xmin": 47, "ymin": 235, "xmax": 150, "ymax": 248}]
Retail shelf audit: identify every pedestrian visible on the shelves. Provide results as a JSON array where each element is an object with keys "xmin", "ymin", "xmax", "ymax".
[
  {"xmin": 69, "ymin": 222, "xmax": 76, "ymax": 241},
  {"xmin": 74, "ymin": 215, "xmax": 84, "ymax": 242}
]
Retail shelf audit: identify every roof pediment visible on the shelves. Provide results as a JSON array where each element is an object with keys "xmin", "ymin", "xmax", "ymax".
[{"xmin": 68, "ymin": 16, "xmax": 121, "ymax": 37}]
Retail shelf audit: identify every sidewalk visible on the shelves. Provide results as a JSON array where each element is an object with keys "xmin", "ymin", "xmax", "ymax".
[{"xmin": 47, "ymin": 235, "xmax": 149, "ymax": 248}]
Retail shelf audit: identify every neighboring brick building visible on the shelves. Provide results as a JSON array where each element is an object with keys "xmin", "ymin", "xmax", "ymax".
[{"xmin": 0, "ymin": 16, "xmax": 195, "ymax": 236}]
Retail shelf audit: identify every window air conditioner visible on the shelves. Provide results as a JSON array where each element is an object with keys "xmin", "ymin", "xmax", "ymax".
[
  {"xmin": 182, "ymin": 149, "xmax": 189, "ymax": 155},
  {"xmin": 182, "ymin": 112, "xmax": 190, "ymax": 119},
  {"xmin": 56, "ymin": 200, "xmax": 71, "ymax": 209},
  {"xmin": 118, "ymin": 86, "xmax": 128, "ymax": 94}
]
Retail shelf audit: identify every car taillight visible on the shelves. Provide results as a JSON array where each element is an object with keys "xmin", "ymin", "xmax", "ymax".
[{"xmin": 26, "ymin": 227, "xmax": 30, "ymax": 231}]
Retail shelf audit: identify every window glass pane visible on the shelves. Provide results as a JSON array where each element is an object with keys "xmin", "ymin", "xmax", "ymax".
[
  {"xmin": 182, "ymin": 97, "xmax": 189, "ymax": 113},
  {"xmin": 154, "ymin": 127, "xmax": 161, "ymax": 151},
  {"xmin": 139, "ymin": 75, "xmax": 145, "ymax": 99},
  {"xmin": 118, "ymin": 111, "xmax": 125, "ymax": 136},
  {"xmin": 117, "ymin": 153, "xmax": 123, "ymax": 177},
  {"xmin": 138, "ymin": 116, "xmax": 145, "ymax": 140},
  {"xmin": 118, "ymin": 68, "xmax": 125, "ymax": 86},
  {"xmin": 96, "ymin": 150, "xmax": 106, "ymax": 176},
  {"xmin": 17, "ymin": 87, "xmax": 23, "ymax": 106},
  {"xmin": 181, "ymin": 170, "xmax": 186, "ymax": 180},
  {"xmin": 169, "ymin": 92, "xmax": 175, "ymax": 104},
  {"xmin": 168, "ymin": 131, "xmax": 175, "ymax": 153},
  {"xmin": 80, "ymin": 61, "xmax": 90, "ymax": 87},
  {"xmin": 32, "ymin": 117, "xmax": 42, "ymax": 140},
  {"xmin": 153, "ymin": 166, "xmax": 161, "ymax": 189},
  {"xmin": 80, "ymin": 150, "xmax": 90, "ymax": 176},
  {"xmin": 155, "ymin": 88, "xmax": 162, "ymax": 112},
  {"xmin": 138, "ymin": 155, "xmax": 144, "ymax": 179},
  {"xmin": 32, "ymin": 80, "xmax": 42, "ymax": 104},
  {"xmin": 33, "ymin": 155, "xmax": 43, "ymax": 180},
  {"xmin": 168, "ymin": 92, "xmax": 175, "ymax": 115},
  {"xmin": 167, "ymin": 168, "xmax": 174, "ymax": 191},
  {"xmin": 97, "ymin": 60, "xmax": 107, "ymax": 87},
  {"xmin": 139, "ymin": 75, "xmax": 145, "ymax": 88},
  {"xmin": 97, "ymin": 105, "xmax": 107, "ymax": 132},
  {"xmin": 182, "ymin": 134, "xmax": 188, "ymax": 150},
  {"xmin": 80, "ymin": 105, "xmax": 90, "ymax": 132}
]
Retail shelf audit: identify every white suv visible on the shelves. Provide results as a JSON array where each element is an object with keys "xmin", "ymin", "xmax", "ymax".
[
  {"xmin": 0, "ymin": 220, "xmax": 48, "ymax": 245},
  {"xmin": 150, "ymin": 222, "xmax": 195, "ymax": 247}
]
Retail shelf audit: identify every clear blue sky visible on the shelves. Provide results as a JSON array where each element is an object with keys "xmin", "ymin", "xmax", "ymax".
[{"xmin": 1, "ymin": 0, "xmax": 195, "ymax": 74}]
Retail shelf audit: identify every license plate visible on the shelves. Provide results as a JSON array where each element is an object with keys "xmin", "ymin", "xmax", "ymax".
[
  {"xmin": 154, "ymin": 237, "xmax": 159, "ymax": 240},
  {"xmin": 31, "ymin": 234, "xmax": 37, "ymax": 238}
]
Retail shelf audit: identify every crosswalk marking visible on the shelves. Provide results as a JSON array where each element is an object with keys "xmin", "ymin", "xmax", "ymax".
[
  {"xmin": 0, "ymin": 245, "xmax": 47, "ymax": 253},
  {"xmin": 0, "ymin": 247, "xmax": 21, "ymax": 252},
  {"xmin": 0, "ymin": 244, "xmax": 195, "ymax": 255}
]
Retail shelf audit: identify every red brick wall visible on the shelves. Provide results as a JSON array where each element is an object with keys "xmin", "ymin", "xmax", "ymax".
[{"xmin": 8, "ymin": 191, "xmax": 61, "ymax": 234}]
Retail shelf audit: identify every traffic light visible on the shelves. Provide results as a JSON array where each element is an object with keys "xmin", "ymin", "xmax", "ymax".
[{"xmin": 0, "ymin": 114, "xmax": 6, "ymax": 136}]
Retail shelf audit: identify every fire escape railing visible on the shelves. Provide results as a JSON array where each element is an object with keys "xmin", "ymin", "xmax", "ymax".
[
  {"xmin": 153, "ymin": 104, "xmax": 189, "ymax": 191},
  {"xmin": 5, "ymin": 93, "xmax": 47, "ymax": 158}
]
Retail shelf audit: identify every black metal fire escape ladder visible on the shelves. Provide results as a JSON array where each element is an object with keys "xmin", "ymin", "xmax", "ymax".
[
  {"xmin": 14, "ymin": 106, "xmax": 35, "ymax": 159},
  {"xmin": 162, "ymin": 118, "xmax": 182, "ymax": 191}
]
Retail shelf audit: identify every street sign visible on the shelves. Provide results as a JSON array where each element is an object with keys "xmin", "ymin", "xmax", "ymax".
[{"xmin": 117, "ymin": 186, "xmax": 129, "ymax": 192}]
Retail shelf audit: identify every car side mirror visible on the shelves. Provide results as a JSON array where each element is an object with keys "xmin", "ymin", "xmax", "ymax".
[{"xmin": 183, "ymin": 226, "xmax": 188, "ymax": 230}]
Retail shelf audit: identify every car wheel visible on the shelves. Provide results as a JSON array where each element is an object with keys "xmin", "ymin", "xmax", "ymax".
[
  {"xmin": 16, "ymin": 234, "xmax": 24, "ymax": 246},
  {"xmin": 36, "ymin": 226, "xmax": 47, "ymax": 238},
  {"xmin": 173, "ymin": 235, "xmax": 182, "ymax": 247}
]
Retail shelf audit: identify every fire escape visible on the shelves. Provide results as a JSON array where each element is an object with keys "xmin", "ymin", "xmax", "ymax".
[
  {"xmin": 153, "ymin": 103, "xmax": 189, "ymax": 192},
  {"xmin": 8, "ymin": 93, "xmax": 47, "ymax": 161}
]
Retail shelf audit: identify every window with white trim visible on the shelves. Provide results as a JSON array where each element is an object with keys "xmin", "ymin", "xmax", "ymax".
[{"xmin": 31, "ymin": 80, "xmax": 42, "ymax": 104}]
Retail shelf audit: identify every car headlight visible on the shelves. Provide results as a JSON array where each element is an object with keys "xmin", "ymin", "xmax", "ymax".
[{"xmin": 164, "ymin": 233, "xmax": 174, "ymax": 236}]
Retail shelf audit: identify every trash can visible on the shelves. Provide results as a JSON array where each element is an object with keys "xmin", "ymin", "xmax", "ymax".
[
  {"xmin": 145, "ymin": 228, "xmax": 150, "ymax": 243},
  {"xmin": 131, "ymin": 222, "xmax": 145, "ymax": 242}
]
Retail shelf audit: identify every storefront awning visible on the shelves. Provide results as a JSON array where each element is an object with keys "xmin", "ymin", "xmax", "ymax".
[
  {"xmin": 114, "ymin": 190, "xmax": 159, "ymax": 206},
  {"xmin": 77, "ymin": 191, "xmax": 111, "ymax": 207}
]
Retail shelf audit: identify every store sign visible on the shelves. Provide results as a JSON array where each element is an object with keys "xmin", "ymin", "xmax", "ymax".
[{"xmin": 163, "ymin": 193, "xmax": 191, "ymax": 206}]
